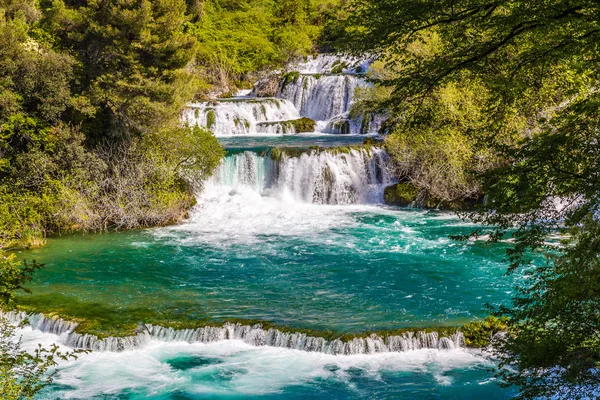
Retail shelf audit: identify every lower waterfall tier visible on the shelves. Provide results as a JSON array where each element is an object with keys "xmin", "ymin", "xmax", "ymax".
[
  {"xmin": 5, "ymin": 312, "xmax": 464, "ymax": 355},
  {"xmin": 212, "ymin": 147, "xmax": 393, "ymax": 205}
]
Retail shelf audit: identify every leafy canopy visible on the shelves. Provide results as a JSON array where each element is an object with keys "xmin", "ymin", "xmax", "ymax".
[{"xmin": 345, "ymin": 0, "xmax": 600, "ymax": 398}]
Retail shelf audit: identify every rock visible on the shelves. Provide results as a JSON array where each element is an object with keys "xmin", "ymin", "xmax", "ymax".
[
  {"xmin": 252, "ymin": 74, "xmax": 282, "ymax": 97},
  {"xmin": 289, "ymin": 117, "xmax": 316, "ymax": 133},
  {"xmin": 329, "ymin": 119, "xmax": 351, "ymax": 134},
  {"xmin": 383, "ymin": 183, "xmax": 419, "ymax": 206}
]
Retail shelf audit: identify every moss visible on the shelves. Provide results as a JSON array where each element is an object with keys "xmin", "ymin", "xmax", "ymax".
[
  {"xmin": 384, "ymin": 183, "xmax": 420, "ymax": 207},
  {"xmin": 461, "ymin": 316, "xmax": 509, "ymax": 348},
  {"xmin": 206, "ymin": 109, "xmax": 216, "ymax": 129},
  {"xmin": 289, "ymin": 117, "xmax": 316, "ymax": 133},
  {"xmin": 313, "ymin": 73, "xmax": 322, "ymax": 80},
  {"xmin": 12, "ymin": 297, "xmax": 504, "ymax": 349},
  {"xmin": 270, "ymin": 147, "xmax": 283, "ymax": 162},
  {"xmin": 338, "ymin": 326, "xmax": 461, "ymax": 342},
  {"xmin": 233, "ymin": 117, "xmax": 249, "ymax": 129},
  {"xmin": 363, "ymin": 137, "xmax": 381, "ymax": 146},
  {"xmin": 218, "ymin": 91, "xmax": 234, "ymax": 98},
  {"xmin": 15, "ymin": 294, "xmax": 190, "ymax": 338},
  {"xmin": 269, "ymin": 147, "xmax": 309, "ymax": 161},
  {"xmin": 360, "ymin": 115, "xmax": 370, "ymax": 135},
  {"xmin": 281, "ymin": 71, "xmax": 300, "ymax": 92}
]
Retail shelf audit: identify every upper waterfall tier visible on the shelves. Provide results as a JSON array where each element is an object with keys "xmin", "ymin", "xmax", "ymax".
[
  {"xmin": 212, "ymin": 147, "xmax": 393, "ymax": 205},
  {"xmin": 183, "ymin": 98, "xmax": 300, "ymax": 136},
  {"xmin": 288, "ymin": 54, "xmax": 372, "ymax": 74},
  {"xmin": 182, "ymin": 54, "xmax": 381, "ymax": 135},
  {"xmin": 278, "ymin": 75, "xmax": 364, "ymax": 122}
]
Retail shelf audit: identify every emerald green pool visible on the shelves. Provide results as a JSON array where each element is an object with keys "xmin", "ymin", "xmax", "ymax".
[{"xmin": 19, "ymin": 207, "xmax": 513, "ymax": 335}]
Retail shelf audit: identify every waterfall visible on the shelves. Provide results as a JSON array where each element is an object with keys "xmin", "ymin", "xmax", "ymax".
[
  {"xmin": 278, "ymin": 75, "xmax": 363, "ymax": 122},
  {"xmin": 181, "ymin": 54, "xmax": 383, "ymax": 135},
  {"xmin": 183, "ymin": 98, "xmax": 300, "ymax": 136},
  {"xmin": 288, "ymin": 54, "xmax": 372, "ymax": 75},
  {"xmin": 211, "ymin": 147, "xmax": 394, "ymax": 205},
  {"xmin": 3, "ymin": 311, "xmax": 465, "ymax": 355}
]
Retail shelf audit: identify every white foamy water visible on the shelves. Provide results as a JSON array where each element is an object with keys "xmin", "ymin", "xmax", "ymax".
[
  {"xmin": 161, "ymin": 148, "xmax": 394, "ymax": 247},
  {"xmin": 182, "ymin": 54, "xmax": 381, "ymax": 136},
  {"xmin": 183, "ymin": 98, "xmax": 300, "ymax": 136},
  {"xmin": 213, "ymin": 148, "xmax": 393, "ymax": 204},
  {"xmin": 288, "ymin": 54, "xmax": 372, "ymax": 75},
  {"xmin": 279, "ymin": 75, "xmax": 364, "ymax": 122},
  {"xmin": 11, "ymin": 326, "xmax": 494, "ymax": 399}
]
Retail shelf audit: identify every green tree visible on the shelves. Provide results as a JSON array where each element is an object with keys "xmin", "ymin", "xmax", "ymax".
[
  {"xmin": 45, "ymin": 0, "xmax": 199, "ymax": 140},
  {"xmin": 0, "ymin": 0, "xmax": 224, "ymax": 248},
  {"xmin": 345, "ymin": 0, "xmax": 600, "ymax": 398}
]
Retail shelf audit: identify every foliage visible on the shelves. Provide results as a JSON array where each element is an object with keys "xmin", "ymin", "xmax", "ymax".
[
  {"xmin": 44, "ymin": 0, "xmax": 199, "ymax": 141},
  {"xmin": 0, "ymin": 252, "xmax": 43, "ymax": 307},
  {"xmin": 461, "ymin": 316, "xmax": 509, "ymax": 348},
  {"xmin": 289, "ymin": 117, "xmax": 316, "ymax": 133},
  {"xmin": 0, "ymin": 317, "xmax": 72, "ymax": 400},
  {"xmin": 0, "ymin": 251, "xmax": 75, "ymax": 399},
  {"xmin": 383, "ymin": 182, "xmax": 418, "ymax": 207},
  {"xmin": 188, "ymin": 0, "xmax": 341, "ymax": 95},
  {"xmin": 0, "ymin": 0, "xmax": 226, "ymax": 249},
  {"xmin": 345, "ymin": 0, "xmax": 600, "ymax": 398},
  {"xmin": 281, "ymin": 71, "xmax": 301, "ymax": 92}
]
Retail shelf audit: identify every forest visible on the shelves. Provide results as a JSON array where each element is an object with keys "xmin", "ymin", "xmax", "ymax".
[{"xmin": 0, "ymin": 0, "xmax": 341, "ymax": 249}]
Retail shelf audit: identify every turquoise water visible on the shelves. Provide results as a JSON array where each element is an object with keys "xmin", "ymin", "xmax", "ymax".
[
  {"xmin": 16, "ymin": 135, "xmax": 518, "ymax": 399},
  {"xmin": 21, "ymin": 208, "xmax": 513, "ymax": 333},
  {"xmin": 218, "ymin": 133, "xmax": 370, "ymax": 151}
]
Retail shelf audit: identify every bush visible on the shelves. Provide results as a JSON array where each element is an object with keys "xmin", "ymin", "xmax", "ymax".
[{"xmin": 462, "ymin": 316, "xmax": 510, "ymax": 348}]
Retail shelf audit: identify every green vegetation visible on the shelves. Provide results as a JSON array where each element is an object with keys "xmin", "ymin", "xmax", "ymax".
[
  {"xmin": 280, "ymin": 71, "xmax": 301, "ymax": 92},
  {"xmin": 188, "ymin": 0, "xmax": 344, "ymax": 96},
  {"xmin": 289, "ymin": 117, "xmax": 316, "ymax": 133},
  {"xmin": 0, "ymin": 253, "xmax": 75, "ymax": 399},
  {"xmin": 345, "ymin": 0, "xmax": 600, "ymax": 398},
  {"xmin": 206, "ymin": 109, "xmax": 216, "ymax": 129},
  {"xmin": 0, "ymin": 0, "xmax": 348, "ymax": 249},
  {"xmin": 383, "ymin": 183, "xmax": 418, "ymax": 207},
  {"xmin": 0, "ymin": 0, "xmax": 229, "ymax": 249},
  {"xmin": 461, "ymin": 316, "xmax": 509, "ymax": 348}
]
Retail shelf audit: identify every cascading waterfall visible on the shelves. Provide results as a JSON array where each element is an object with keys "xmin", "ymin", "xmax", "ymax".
[
  {"xmin": 183, "ymin": 98, "xmax": 300, "ymax": 136},
  {"xmin": 278, "ymin": 75, "xmax": 362, "ymax": 122},
  {"xmin": 3, "ymin": 311, "xmax": 464, "ymax": 355},
  {"xmin": 181, "ymin": 54, "xmax": 383, "ymax": 135},
  {"xmin": 211, "ymin": 147, "xmax": 394, "ymax": 205},
  {"xmin": 288, "ymin": 54, "xmax": 372, "ymax": 75}
]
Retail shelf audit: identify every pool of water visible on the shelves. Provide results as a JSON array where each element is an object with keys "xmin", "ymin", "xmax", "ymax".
[
  {"xmin": 18, "ymin": 205, "xmax": 513, "ymax": 334},
  {"xmin": 218, "ymin": 133, "xmax": 371, "ymax": 152},
  {"xmin": 14, "ymin": 134, "xmax": 520, "ymax": 399}
]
